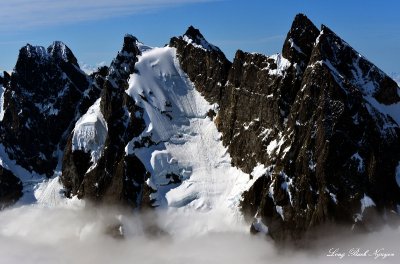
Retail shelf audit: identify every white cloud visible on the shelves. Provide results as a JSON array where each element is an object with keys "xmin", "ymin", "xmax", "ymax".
[
  {"xmin": 0, "ymin": 205, "xmax": 399, "ymax": 264},
  {"xmin": 0, "ymin": 0, "xmax": 215, "ymax": 31}
]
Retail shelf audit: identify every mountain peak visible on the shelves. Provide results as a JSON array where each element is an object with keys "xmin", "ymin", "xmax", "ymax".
[
  {"xmin": 282, "ymin": 13, "xmax": 320, "ymax": 68},
  {"xmin": 21, "ymin": 44, "xmax": 49, "ymax": 61},
  {"xmin": 184, "ymin": 25, "xmax": 203, "ymax": 40},
  {"xmin": 182, "ymin": 25, "xmax": 220, "ymax": 52},
  {"xmin": 320, "ymin": 24, "xmax": 334, "ymax": 34},
  {"xmin": 47, "ymin": 41, "xmax": 78, "ymax": 66},
  {"xmin": 311, "ymin": 23, "xmax": 400, "ymax": 105},
  {"xmin": 121, "ymin": 34, "xmax": 140, "ymax": 55}
]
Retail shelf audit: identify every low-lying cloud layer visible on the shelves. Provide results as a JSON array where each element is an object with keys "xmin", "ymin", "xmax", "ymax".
[
  {"xmin": 0, "ymin": 205, "xmax": 399, "ymax": 264},
  {"xmin": 0, "ymin": 0, "xmax": 214, "ymax": 31}
]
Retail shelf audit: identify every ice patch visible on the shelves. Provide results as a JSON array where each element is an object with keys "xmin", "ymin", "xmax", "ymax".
[
  {"xmin": 330, "ymin": 192, "xmax": 337, "ymax": 204},
  {"xmin": 360, "ymin": 194, "xmax": 375, "ymax": 213},
  {"xmin": 280, "ymin": 172, "xmax": 293, "ymax": 205},
  {"xmin": 267, "ymin": 139, "xmax": 278, "ymax": 155},
  {"xmin": 276, "ymin": 206, "xmax": 284, "ymax": 220},
  {"xmin": 72, "ymin": 99, "xmax": 108, "ymax": 170},
  {"xmin": 34, "ymin": 102, "xmax": 60, "ymax": 116},
  {"xmin": 288, "ymin": 38, "xmax": 305, "ymax": 55},
  {"xmin": 252, "ymin": 217, "xmax": 269, "ymax": 234},
  {"xmin": 268, "ymin": 54, "xmax": 291, "ymax": 76},
  {"xmin": 35, "ymin": 177, "xmax": 84, "ymax": 208},
  {"xmin": 325, "ymin": 188, "xmax": 337, "ymax": 204},
  {"xmin": 251, "ymin": 164, "xmax": 269, "ymax": 180},
  {"xmin": 350, "ymin": 152, "xmax": 364, "ymax": 172}
]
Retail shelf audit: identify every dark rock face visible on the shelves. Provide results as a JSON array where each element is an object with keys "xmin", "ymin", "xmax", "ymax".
[
  {"xmin": 61, "ymin": 35, "xmax": 151, "ymax": 208},
  {"xmin": 282, "ymin": 14, "xmax": 320, "ymax": 69},
  {"xmin": 0, "ymin": 165, "xmax": 23, "ymax": 209},
  {"xmin": 0, "ymin": 42, "xmax": 101, "ymax": 176},
  {"xmin": 172, "ymin": 15, "xmax": 400, "ymax": 241},
  {"xmin": 0, "ymin": 71, "xmax": 10, "ymax": 86},
  {"xmin": 239, "ymin": 19, "xmax": 400, "ymax": 240},
  {"xmin": 169, "ymin": 26, "xmax": 231, "ymax": 103}
]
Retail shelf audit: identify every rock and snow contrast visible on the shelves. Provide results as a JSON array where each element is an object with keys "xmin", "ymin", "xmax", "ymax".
[
  {"xmin": 0, "ymin": 14, "xmax": 399, "ymax": 245},
  {"xmin": 390, "ymin": 72, "xmax": 400, "ymax": 86}
]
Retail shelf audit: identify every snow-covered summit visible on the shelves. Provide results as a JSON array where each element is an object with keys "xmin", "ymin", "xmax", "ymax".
[{"xmin": 182, "ymin": 26, "xmax": 221, "ymax": 52}]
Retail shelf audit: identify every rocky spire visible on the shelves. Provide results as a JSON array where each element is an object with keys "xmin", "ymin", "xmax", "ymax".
[
  {"xmin": 282, "ymin": 13, "xmax": 320, "ymax": 70},
  {"xmin": 240, "ymin": 17, "xmax": 400, "ymax": 241},
  {"xmin": 169, "ymin": 26, "xmax": 231, "ymax": 103},
  {"xmin": 106, "ymin": 34, "xmax": 141, "ymax": 84},
  {"xmin": 47, "ymin": 41, "xmax": 79, "ymax": 66},
  {"xmin": 310, "ymin": 24, "xmax": 399, "ymax": 105},
  {"xmin": 62, "ymin": 34, "xmax": 149, "ymax": 207},
  {"xmin": 182, "ymin": 25, "xmax": 221, "ymax": 53}
]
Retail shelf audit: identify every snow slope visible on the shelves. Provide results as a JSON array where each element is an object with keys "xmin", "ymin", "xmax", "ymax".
[
  {"xmin": 1, "ymin": 42, "xmax": 262, "ymax": 231},
  {"xmin": 0, "ymin": 144, "xmax": 44, "ymax": 204},
  {"xmin": 72, "ymin": 98, "xmax": 108, "ymax": 170},
  {"xmin": 125, "ymin": 45, "xmax": 260, "ymax": 225}
]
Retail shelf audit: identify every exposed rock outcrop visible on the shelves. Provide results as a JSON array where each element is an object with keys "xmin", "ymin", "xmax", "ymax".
[
  {"xmin": 172, "ymin": 15, "xmax": 400, "ymax": 241},
  {"xmin": 61, "ymin": 35, "xmax": 150, "ymax": 208},
  {"xmin": 170, "ymin": 26, "xmax": 231, "ymax": 103},
  {"xmin": 0, "ymin": 41, "xmax": 101, "ymax": 176},
  {"xmin": 0, "ymin": 165, "xmax": 23, "ymax": 209}
]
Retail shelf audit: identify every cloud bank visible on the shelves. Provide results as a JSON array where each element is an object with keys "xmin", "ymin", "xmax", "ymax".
[
  {"xmin": 0, "ymin": 0, "xmax": 215, "ymax": 31},
  {"xmin": 0, "ymin": 205, "xmax": 399, "ymax": 264}
]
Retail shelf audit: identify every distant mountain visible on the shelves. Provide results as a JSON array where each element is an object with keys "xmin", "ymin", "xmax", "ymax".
[
  {"xmin": 0, "ymin": 14, "xmax": 399, "ymax": 242},
  {"xmin": 79, "ymin": 61, "xmax": 107, "ymax": 75}
]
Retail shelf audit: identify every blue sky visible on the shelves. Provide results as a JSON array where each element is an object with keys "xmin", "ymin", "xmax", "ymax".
[{"xmin": 0, "ymin": 0, "xmax": 399, "ymax": 74}]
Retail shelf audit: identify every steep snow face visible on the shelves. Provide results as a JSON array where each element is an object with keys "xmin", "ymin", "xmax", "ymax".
[
  {"xmin": 72, "ymin": 99, "xmax": 108, "ymax": 169},
  {"xmin": 125, "ymin": 46, "xmax": 254, "ymax": 221}
]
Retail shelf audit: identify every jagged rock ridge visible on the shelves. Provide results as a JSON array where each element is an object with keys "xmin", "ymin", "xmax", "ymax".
[
  {"xmin": 61, "ymin": 35, "xmax": 150, "ymax": 207},
  {"xmin": 171, "ymin": 14, "xmax": 400, "ymax": 240},
  {"xmin": 170, "ymin": 26, "xmax": 231, "ymax": 103},
  {"xmin": 0, "ymin": 14, "xmax": 399, "ymax": 243}
]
